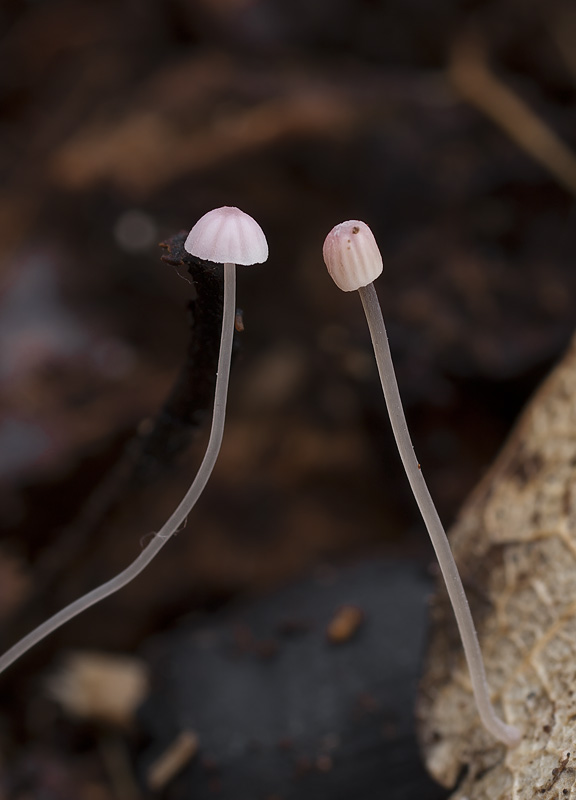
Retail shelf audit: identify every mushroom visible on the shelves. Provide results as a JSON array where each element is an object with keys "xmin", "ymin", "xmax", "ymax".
[
  {"xmin": 0, "ymin": 206, "xmax": 268, "ymax": 676},
  {"xmin": 322, "ymin": 219, "xmax": 521, "ymax": 747}
]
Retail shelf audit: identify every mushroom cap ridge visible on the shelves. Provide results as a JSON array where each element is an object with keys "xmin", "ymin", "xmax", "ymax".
[
  {"xmin": 185, "ymin": 206, "xmax": 269, "ymax": 266},
  {"xmin": 322, "ymin": 220, "xmax": 383, "ymax": 292}
]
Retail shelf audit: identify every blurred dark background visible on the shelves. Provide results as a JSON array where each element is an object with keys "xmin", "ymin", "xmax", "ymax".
[{"xmin": 0, "ymin": 0, "xmax": 575, "ymax": 797}]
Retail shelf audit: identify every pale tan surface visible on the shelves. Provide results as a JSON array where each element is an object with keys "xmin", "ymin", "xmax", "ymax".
[{"xmin": 420, "ymin": 333, "xmax": 576, "ymax": 799}]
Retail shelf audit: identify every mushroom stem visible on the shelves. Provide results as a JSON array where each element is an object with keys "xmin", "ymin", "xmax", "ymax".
[
  {"xmin": 358, "ymin": 281, "xmax": 521, "ymax": 747},
  {"xmin": 0, "ymin": 263, "xmax": 237, "ymax": 676}
]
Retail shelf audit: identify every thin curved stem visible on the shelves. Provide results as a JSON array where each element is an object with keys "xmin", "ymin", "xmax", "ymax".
[
  {"xmin": 358, "ymin": 282, "xmax": 521, "ymax": 747},
  {"xmin": 0, "ymin": 263, "xmax": 237, "ymax": 676}
]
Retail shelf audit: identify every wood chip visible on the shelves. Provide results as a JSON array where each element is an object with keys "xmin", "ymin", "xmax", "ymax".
[
  {"xmin": 146, "ymin": 730, "xmax": 199, "ymax": 791},
  {"xmin": 326, "ymin": 605, "xmax": 364, "ymax": 644}
]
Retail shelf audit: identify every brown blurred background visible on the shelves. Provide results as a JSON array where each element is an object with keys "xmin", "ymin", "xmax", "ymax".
[{"xmin": 0, "ymin": 0, "xmax": 575, "ymax": 795}]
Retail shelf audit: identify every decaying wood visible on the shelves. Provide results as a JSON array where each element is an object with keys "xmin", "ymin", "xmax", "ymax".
[{"xmin": 419, "ymin": 332, "xmax": 576, "ymax": 799}]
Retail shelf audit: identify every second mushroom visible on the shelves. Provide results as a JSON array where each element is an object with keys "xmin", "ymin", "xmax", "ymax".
[{"xmin": 322, "ymin": 219, "xmax": 521, "ymax": 748}]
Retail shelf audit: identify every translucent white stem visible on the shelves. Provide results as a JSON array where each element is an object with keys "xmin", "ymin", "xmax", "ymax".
[
  {"xmin": 0, "ymin": 263, "xmax": 237, "ymax": 676},
  {"xmin": 358, "ymin": 282, "xmax": 520, "ymax": 747}
]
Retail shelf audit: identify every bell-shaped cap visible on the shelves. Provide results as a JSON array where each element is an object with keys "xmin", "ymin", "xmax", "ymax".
[
  {"xmin": 322, "ymin": 220, "xmax": 383, "ymax": 291},
  {"xmin": 184, "ymin": 206, "xmax": 268, "ymax": 266}
]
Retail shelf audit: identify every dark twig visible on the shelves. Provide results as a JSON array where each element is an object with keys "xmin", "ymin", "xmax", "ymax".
[
  {"xmin": 135, "ymin": 232, "xmax": 227, "ymax": 481},
  {"xmin": 1, "ymin": 232, "xmax": 237, "ymax": 656}
]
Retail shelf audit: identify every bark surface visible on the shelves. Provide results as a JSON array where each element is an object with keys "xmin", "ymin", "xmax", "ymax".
[{"xmin": 420, "ymin": 333, "xmax": 576, "ymax": 798}]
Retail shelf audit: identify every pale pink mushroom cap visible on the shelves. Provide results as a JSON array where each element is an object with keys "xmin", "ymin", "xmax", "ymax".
[
  {"xmin": 322, "ymin": 220, "xmax": 383, "ymax": 292},
  {"xmin": 184, "ymin": 206, "xmax": 268, "ymax": 266}
]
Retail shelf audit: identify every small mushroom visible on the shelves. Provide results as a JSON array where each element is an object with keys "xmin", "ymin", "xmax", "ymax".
[
  {"xmin": 0, "ymin": 207, "xmax": 268, "ymax": 676},
  {"xmin": 185, "ymin": 205, "xmax": 268, "ymax": 266},
  {"xmin": 322, "ymin": 219, "xmax": 521, "ymax": 748}
]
